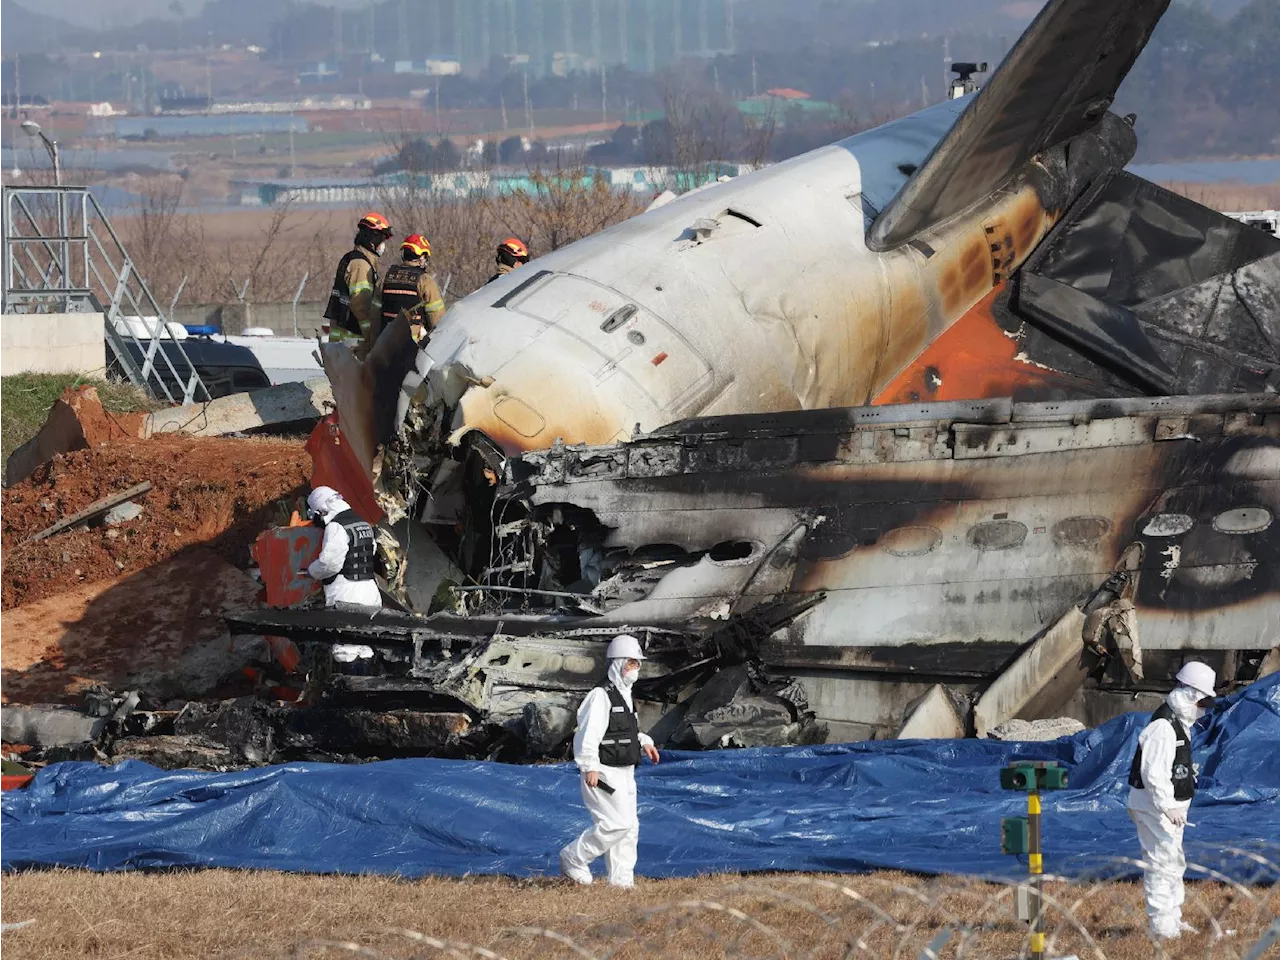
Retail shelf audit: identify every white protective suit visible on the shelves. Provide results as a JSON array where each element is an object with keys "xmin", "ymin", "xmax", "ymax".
[
  {"xmin": 1127, "ymin": 684, "xmax": 1205, "ymax": 939},
  {"xmin": 306, "ymin": 488, "xmax": 382, "ymax": 609},
  {"xmin": 305, "ymin": 488, "xmax": 381, "ymax": 660},
  {"xmin": 559, "ymin": 659, "xmax": 655, "ymax": 887}
]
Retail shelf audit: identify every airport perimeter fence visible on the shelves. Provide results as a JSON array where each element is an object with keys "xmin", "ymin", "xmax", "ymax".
[{"xmin": 254, "ymin": 844, "xmax": 1279, "ymax": 960}]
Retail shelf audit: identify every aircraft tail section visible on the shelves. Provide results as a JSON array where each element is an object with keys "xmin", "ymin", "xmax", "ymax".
[{"xmin": 867, "ymin": 0, "xmax": 1171, "ymax": 251}]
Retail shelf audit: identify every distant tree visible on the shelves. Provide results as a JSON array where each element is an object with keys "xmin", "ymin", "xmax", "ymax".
[
  {"xmin": 501, "ymin": 150, "xmax": 641, "ymax": 253},
  {"xmin": 498, "ymin": 136, "xmax": 525, "ymax": 165},
  {"xmin": 433, "ymin": 138, "xmax": 461, "ymax": 171}
]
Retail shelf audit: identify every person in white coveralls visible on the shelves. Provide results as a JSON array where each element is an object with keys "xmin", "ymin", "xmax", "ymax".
[{"xmin": 559, "ymin": 634, "xmax": 661, "ymax": 888}]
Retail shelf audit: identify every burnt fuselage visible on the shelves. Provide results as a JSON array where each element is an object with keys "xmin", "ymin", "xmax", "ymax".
[{"xmin": 487, "ymin": 394, "xmax": 1279, "ymax": 737}]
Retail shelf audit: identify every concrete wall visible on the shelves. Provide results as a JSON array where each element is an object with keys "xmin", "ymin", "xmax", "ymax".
[
  {"xmin": 1, "ymin": 313, "xmax": 107, "ymax": 377},
  {"xmin": 173, "ymin": 302, "xmax": 327, "ymax": 338}
]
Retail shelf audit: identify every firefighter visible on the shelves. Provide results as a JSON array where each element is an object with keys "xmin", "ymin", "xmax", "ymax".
[
  {"xmin": 376, "ymin": 234, "xmax": 447, "ymax": 344},
  {"xmin": 325, "ymin": 212, "xmax": 393, "ymax": 354},
  {"xmin": 488, "ymin": 236, "xmax": 530, "ymax": 283}
]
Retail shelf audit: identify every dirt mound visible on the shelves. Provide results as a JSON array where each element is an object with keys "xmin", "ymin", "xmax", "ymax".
[
  {"xmin": 2, "ymin": 434, "xmax": 310, "ymax": 610},
  {"xmin": 1, "ymin": 549, "xmax": 263, "ymax": 704},
  {"xmin": 5, "ymin": 384, "xmax": 150, "ymax": 487}
]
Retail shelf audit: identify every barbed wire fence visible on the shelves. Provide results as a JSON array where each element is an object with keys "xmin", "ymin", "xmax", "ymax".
[{"xmin": 242, "ymin": 844, "xmax": 1278, "ymax": 960}]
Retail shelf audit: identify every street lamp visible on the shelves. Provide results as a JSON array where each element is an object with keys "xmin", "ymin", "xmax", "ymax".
[{"xmin": 20, "ymin": 120, "xmax": 60, "ymax": 185}]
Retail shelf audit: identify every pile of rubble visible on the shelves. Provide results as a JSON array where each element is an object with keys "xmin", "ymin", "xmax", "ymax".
[{"xmin": 2, "ymin": 387, "xmax": 310, "ymax": 720}]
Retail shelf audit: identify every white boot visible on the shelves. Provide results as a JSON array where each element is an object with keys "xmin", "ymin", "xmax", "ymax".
[{"xmin": 558, "ymin": 848, "xmax": 592, "ymax": 885}]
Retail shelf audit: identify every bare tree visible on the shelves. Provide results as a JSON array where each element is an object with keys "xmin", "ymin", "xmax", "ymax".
[
  {"xmin": 119, "ymin": 175, "xmax": 187, "ymax": 299},
  {"xmin": 501, "ymin": 148, "xmax": 643, "ymax": 255}
]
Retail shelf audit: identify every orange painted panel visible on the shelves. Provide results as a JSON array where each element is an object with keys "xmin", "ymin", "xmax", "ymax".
[
  {"xmin": 305, "ymin": 414, "xmax": 384, "ymax": 526},
  {"xmin": 873, "ymin": 283, "xmax": 1075, "ymax": 405}
]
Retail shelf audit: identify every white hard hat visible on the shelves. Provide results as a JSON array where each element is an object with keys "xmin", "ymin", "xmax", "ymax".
[
  {"xmin": 605, "ymin": 633, "xmax": 646, "ymax": 661},
  {"xmin": 307, "ymin": 485, "xmax": 339, "ymax": 517},
  {"xmin": 1175, "ymin": 661, "xmax": 1217, "ymax": 699}
]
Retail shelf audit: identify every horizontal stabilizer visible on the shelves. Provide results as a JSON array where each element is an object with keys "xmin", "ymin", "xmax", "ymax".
[{"xmin": 867, "ymin": 0, "xmax": 1171, "ymax": 251}]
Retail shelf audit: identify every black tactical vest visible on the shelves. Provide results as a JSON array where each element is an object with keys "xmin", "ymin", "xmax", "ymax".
[
  {"xmin": 322, "ymin": 508, "xmax": 376, "ymax": 583},
  {"xmin": 324, "ymin": 249, "xmax": 379, "ymax": 336},
  {"xmin": 597, "ymin": 683, "xmax": 642, "ymax": 767},
  {"xmin": 1128, "ymin": 703, "xmax": 1196, "ymax": 801},
  {"xmin": 380, "ymin": 262, "xmax": 426, "ymax": 324}
]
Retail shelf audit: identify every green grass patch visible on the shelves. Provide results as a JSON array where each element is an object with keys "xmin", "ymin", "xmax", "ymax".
[{"xmin": 1, "ymin": 373, "xmax": 155, "ymax": 464}]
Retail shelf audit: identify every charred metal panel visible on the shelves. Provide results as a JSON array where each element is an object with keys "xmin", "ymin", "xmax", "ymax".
[
  {"xmin": 512, "ymin": 394, "xmax": 1279, "ymax": 659},
  {"xmin": 1013, "ymin": 173, "xmax": 1280, "ymax": 395}
]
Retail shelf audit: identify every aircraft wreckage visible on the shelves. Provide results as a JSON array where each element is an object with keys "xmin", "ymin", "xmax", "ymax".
[{"xmin": 230, "ymin": 0, "xmax": 1280, "ymax": 760}]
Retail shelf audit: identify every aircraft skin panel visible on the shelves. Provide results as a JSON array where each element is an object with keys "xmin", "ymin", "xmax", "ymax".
[
  {"xmin": 417, "ymin": 98, "xmax": 1097, "ymax": 457},
  {"xmin": 339, "ymin": 94, "xmax": 1129, "ymax": 472},
  {"xmin": 872, "ymin": 284, "xmax": 1099, "ymax": 405},
  {"xmin": 514, "ymin": 394, "xmax": 1279, "ymax": 655}
]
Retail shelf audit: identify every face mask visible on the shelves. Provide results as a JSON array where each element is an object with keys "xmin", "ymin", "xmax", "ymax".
[
  {"xmin": 622, "ymin": 667, "xmax": 640, "ymax": 685},
  {"xmin": 376, "ymin": 241, "xmax": 387, "ymax": 256}
]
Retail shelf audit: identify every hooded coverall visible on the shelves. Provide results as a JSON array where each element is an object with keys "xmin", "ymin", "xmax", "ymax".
[
  {"xmin": 559, "ymin": 659, "xmax": 654, "ymax": 887},
  {"xmin": 1127, "ymin": 684, "xmax": 1203, "ymax": 939},
  {"xmin": 306, "ymin": 489, "xmax": 381, "ymax": 663}
]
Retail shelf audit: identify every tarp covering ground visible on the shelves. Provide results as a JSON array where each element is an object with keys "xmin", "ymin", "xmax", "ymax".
[{"xmin": 3, "ymin": 675, "xmax": 1278, "ymax": 881}]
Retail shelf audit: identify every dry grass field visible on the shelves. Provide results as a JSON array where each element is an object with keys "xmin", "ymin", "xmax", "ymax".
[{"xmin": 1, "ymin": 867, "xmax": 1276, "ymax": 960}]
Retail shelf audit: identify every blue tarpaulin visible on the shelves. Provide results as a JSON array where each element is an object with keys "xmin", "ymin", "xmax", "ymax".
[{"xmin": 3, "ymin": 675, "xmax": 1277, "ymax": 880}]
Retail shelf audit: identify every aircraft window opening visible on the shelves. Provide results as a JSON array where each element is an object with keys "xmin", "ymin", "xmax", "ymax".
[
  {"xmin": 968, "ymin": 520, "xmax": 1028, "ymax": 551},
  {"xmin": 491, "ymin": 269, "xmax": 552, "ymax": 308},
  {"xmin": 1212, "ymin": 507, "xmax": 1272, "ymax": 535},
  {"xmin": 723, "ymin": 208, "xmax": 763, "ymax": 228},
  {"xmin": 600, "ymin": 303, "xmax": 638, "ymax": 333},
  {"xmin": 709, "ymin": 540, "xmax": 757, "ymax": 563},
  {"xmin": 1142, "ymin": 514, "xmax": 1194, "ymax": 537}
]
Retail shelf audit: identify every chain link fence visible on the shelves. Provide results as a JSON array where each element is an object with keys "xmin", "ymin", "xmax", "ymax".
[{"xmin": 245, "ymin": 844, "xmax": 1278, "ymax": 960}]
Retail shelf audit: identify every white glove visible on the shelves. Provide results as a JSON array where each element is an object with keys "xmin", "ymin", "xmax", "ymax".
[{"xmin": 1164, "ymin": 809, "xmax": 1188, "ymax": 827}]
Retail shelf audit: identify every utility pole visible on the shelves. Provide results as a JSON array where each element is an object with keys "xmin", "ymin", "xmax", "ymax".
[
  {"xmin": 644, "ymin": 0, "xmax": 656, "ymax": 73},
  {"xmin": 617, "ymin": 0, "xmax": 628, "ymax": 69},
  {"xmin": 562, "ymin": 0, "xmax": 572, "ymax": 61},
  {"xmin": 435, "ymin": 83, "xmax": 442, "ymax": 137},
  {"xmin": 943, "ymin": 36, "xmax": 951, "ymax": 97},
  {"xmin": 523, "ymin": 69, "xmax": 533, "ymax": 137},
  {"xmin": 601, "ymin": 67, "xmax": 607, "ymax": 123},
  {"xmin": 751, "ymin": 54, "xmax": 757, "ymax": 97},
  {"xmin": 452, "ymin": 0, "xmax": 463, "ymax": 69},
  {"xmin": 289, "ymin": 119, "xmax": 296, "ymax": 177},
  {"xmin": 590, "ymin": 0, "xmax": 602, "ymax": 66},
  {"xmin": 399, "ymin": 0, "xmax": 409, "ymax": 62}
]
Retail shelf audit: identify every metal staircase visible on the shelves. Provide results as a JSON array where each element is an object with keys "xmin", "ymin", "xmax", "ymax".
[{"xmin": 1, "ymin": 185, "xmax": 209, "ymax": 404}]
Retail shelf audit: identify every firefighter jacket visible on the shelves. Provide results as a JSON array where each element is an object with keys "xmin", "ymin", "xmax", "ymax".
[
  {"xmin": 325, "ymin": 246, "xmax": 380, "ymax": 344},
  {"xmin": 378, "ymin": 262, "xmax": 446, "ymax": 338}
]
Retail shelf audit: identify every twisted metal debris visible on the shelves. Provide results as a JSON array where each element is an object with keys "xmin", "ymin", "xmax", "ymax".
[{"xmin": 258, "ymin": 844, "xmax": 1278, "ymax": 960}]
